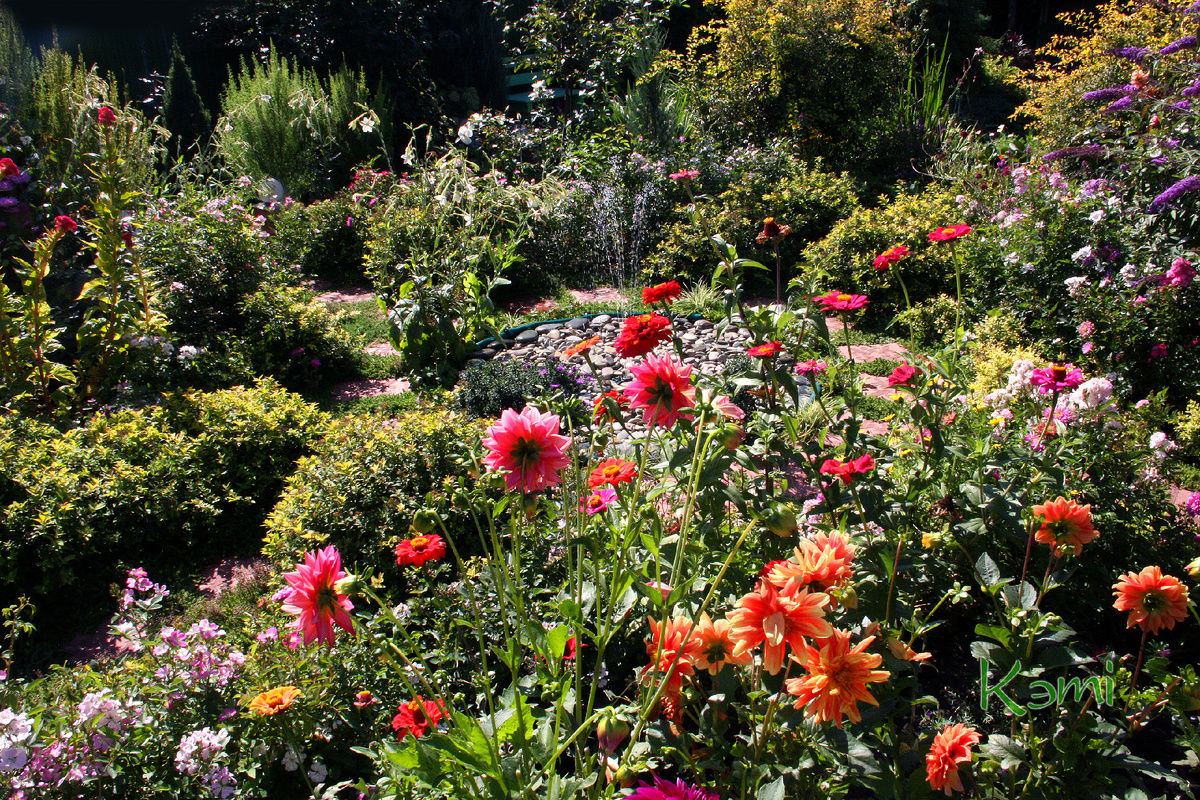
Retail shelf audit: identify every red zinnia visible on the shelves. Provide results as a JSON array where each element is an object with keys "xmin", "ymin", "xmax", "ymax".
[
  {"xmin": 53, "ymin": 215, "xmax": 77, "ymax": 234},
  {"xmin": 592, "ymin": 390, "xmax": 629, "ymax": 424},
  {"xmin": 589, "ymin": 457, "xmax": 638, "ymax": 488},
  {"xmin": 642, "ymin": 281, "xmax": 683, "ymax": 306},
  {"xmin": 395, "ymin": 533, "xmax": 447, "ymax": 567},
  {"xmin": 669, "ymin": 169, "xmax": 700, "ymax": 181},
  {"xmin": 873, "ymin": 244, "xmax": 910, "ymax": 271},
  {"xmin": 927, "ymin": 225, "xmax": 972, "ymax": 242},
  {"xmin": 887, "ymin": 363, "xmax": 917, "ymax": 386},
  {"xmin": 819, "ymin": 455, "xmax": 876, "ymax": 485},
  {"xmin": 1113, "ymin": 566, "xmax": 1190, "ymax": 635},
  {"xmin": 614, "ymin": 313, "xmax": 672, "ymax": 359},
  {"xmin": 97, "ymin": 106, "xmax": 117, "ymax": 127},
  {"xmin": 813, "ymin": 292, "xmax": 869, "ymax": 313},
  {"xmin": 925, "ymin": 723, "xmax": 981, "ymax": 795},
  {"xmin": 391, "ymin": 696, "xmax": 448, "ymax": 741},
  {"xmin": 623, "ymin": 353, "xmax": 696, "ymax": 428},
  {"xmin": 756, "ymin": 217, "xmax": 792, "ymax": 244},
  {"xmin": 0, "ymin": 158, "xmax": 18, "ymax": 177},
  {"xmin": 747, "ymin": 341, "xmax": 783, "ymax": 358}
]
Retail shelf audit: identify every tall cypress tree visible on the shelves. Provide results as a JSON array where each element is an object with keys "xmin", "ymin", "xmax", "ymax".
[{"xmin": 162, "ymin": 38, "xmax": 211, "ymax": 160}]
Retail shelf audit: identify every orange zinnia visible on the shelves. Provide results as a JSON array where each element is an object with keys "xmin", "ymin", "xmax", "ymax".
[
  {"xmin": 563, "ymin": 336, "xmax": 601, "ymax": 358},
  {"xmin": 1031, "ymin": 497, "xmax": 1098, "ymax": 556},
  {"xmin": 784, "ymin": 630, "xmax": 889, "ymax": 727},
  {"xmin": 249, "ymin": 685, "xmax": 301, "ymax": 715},
  {"xmin": 690, "ymin": 612, "xmax": 753, "ymax": 676},
  {"xmin": 925, "ymin": 723, "xmax": 980, "ymax": 795},
  {"xmin": 1112, "ymin": 566, "xmax": 1190, "ymax": 635},
  {"xmin": 727, "ymin": 582, "xmax": 832, "ymax": 675},
  {"xmin": 588, "ymin": 457, "xmax": 638, "ymax": 488}
]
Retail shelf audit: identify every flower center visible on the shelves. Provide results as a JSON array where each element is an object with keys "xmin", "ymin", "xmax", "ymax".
[
  {"xmin": 837, "ymin": 294, "xmax": 852, "ymax": 302},
  {"xmin": 1051, "ymin": 364, "xmax": 1068, "ymax": 382},
  {"xmin": 510, "ymin": 436, "xmax": 543, "ymax": 469},
  {"xmin": 1142, "ymin": 589, "xmax": 1167, "ymax": 614},
  {"xmin": 410, "ymin": 536, "xmax": 429, "ymax": 550}
]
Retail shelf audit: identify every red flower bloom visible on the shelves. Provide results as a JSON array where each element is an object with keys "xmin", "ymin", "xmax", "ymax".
[
  {"xmin": 747, "ymin": 341, "xmax": 783, "ymax": 358},
  {"xmin": 887, "ymin": 363, "xmax": 917, "ymax": 386},
  {"xmin": 394, "ymin": 534, "xmax": 447, "ymax": 567},
  {"xmin": 0, "ymin": 158, "xmax": 18, "ymax": 177},
  {"xmin": 642, "ymin": 281, "xmax": 683, "ymax": 306},
  {"xmin": 813, "ymin": 292, "xmax": 869, "ymax": 313},
  {"xmin": 592, "ymin": 390, "xmax": 629, "ymax": 424},
  {"xmin": 53, "ymin": 215, "xmax": 77, "ymax": 234},
  {"xmin": 873, "ymin": 244, "xmax": 910, "ymax": 270},
  {"xmin": 819, "ymin": 455, "xmax": 876, "ymax": 485},
  {"xmin": 928, "ymin": 225, "xmax": 972, "ymax": 242},
  {"xmin": 97, "ymin": 106, "xmax": 117, "ymax": 127},
  {"xmin": 391, "ymin": 696, "xmax": 448, "ymax": 741},
  {"xmin": 756, "ymin": 217, "xmax": 792, "ymax": 244},
  {"xmin": 614, "ymin": 313, "xmax": 672, "ymax": 359},
  {"xmin": 589, "ymin": 457, "xmax": 638, "ymax": 488},
  {"xmin": 925, "ymin": 723, "xmax": 981, "ymax": 795}
]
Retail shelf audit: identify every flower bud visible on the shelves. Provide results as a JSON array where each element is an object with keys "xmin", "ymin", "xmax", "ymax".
[
  {"xmin": 762, "ymin": 502, "xmax": 797, "ymax": 537},
  {"xmin": 596, "ymin": 710, "xmax": 630, "ymax": 754},
  {"xmin": 412, "ymin": 509, "xmax": 439, "ymax": 534},
  {"xmin": 333, "ymin": 573, "xmax": 363, "ymax": 597},
  {"xmin": 1187, "ymin": 557, "xmax": 1200, "ymax": 581},
  {"xmin": 521, "ymin": 493, "xmax": 539, "ymax": 519}
]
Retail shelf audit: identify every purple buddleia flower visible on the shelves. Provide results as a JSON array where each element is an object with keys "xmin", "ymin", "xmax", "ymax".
[
  {"xmin": 1107, "ymin": 46, "xmax": 1150, "ymax": 63},
  {"xmin": 1102, "ymin": 95, "xmax": 1134, "ymax": 113},
  {"xmin": 1169, "ymin": 99, "xmax": 1193, "ymax": 110},
  {"xmin": 1082, "ymin": 85, "xmax": 1137, "ymax": 102},
  {"xmin": 1183, "ymin": 78, "xmax": 1200, "ymax": 96},
  {"xmin": 1161, "ymin": 35, "xmax": 1198, "ymax": 55},
  {"xmin": 1188, "ymin": 0, "xmax": 1200, "ymax": 13},
  {"xmin": 1151, "ymin": 175, "xmax": 1200, "ymax": 209},
  {"xmin": 1043, "ymin": 145, "xmax": 1106, "ymax": 162}
]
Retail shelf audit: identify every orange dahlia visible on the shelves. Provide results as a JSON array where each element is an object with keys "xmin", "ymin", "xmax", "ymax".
[
  {"xmin": 727, "ymin": 582, "xmax": 832, "ymax": 675},
  {"xmin": 784, "ymin": 630, "xmax": 889, "ymax": 727},
  {"xmin": 1113, "ymin": 566, "xmax": 1190, "ymax": 635},
  {"xmin": 588, "ymin": 457, "xmax": 638, "ymax": 489},
  {"xmin": 1030, "ymin": 497, "xmax": 1098, "ymax": 556},
  {"xmin": 249, "ymin": 685, "xmax": 301, "ymax": 715},
  {"xmin": 925, "ymin": 723, "xmax": 980, "ymax": 795},
  {"xmin": 638, "ymin": 617, "xmax": 703, "ymax": 717},
  {"xmin": 691, "ymin": 612, "xmax": 753, "ymax": 676},
  {"xmin": 767, "ymin": 532, "xmax": 857, "ymax": 595}
]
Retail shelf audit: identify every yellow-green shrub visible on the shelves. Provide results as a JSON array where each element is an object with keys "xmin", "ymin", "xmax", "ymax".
[
  {"xmin": 263, "ymin": 409, "xmax": 487, "ymax": 577},
  {"xmin": 0, "ymin": 380, "xmax": 325, "ymax": 623}
]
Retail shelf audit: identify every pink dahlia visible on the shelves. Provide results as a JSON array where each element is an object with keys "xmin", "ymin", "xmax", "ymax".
[
  {"xmin": 623, "ymin": 353, "xmax": 696, "ymax": 428},
  {"xmin": 482, "ymin": 406, "xmax": 572, "ymax": 493},
  {"xmin": 281, "ymin": 546, "xmax": 355, "ymax": 647},
  {"xmin": 627, "ymin": 777, "xmax": 719, "ymax": 800}
]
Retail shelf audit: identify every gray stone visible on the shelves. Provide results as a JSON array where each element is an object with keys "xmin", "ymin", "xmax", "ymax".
[
  {"xmin": 546, "ymin": 329, "xmax": 563, "ymax": 340},
  {"xmin": 515, "ymin": 329, "xmax": 540, "ymax": 344},
  {"xmin": 567, "ymin": 317, "xmax": 590, "ymax": 330},
  {"xmin": 536, "ymin": 322, "xmax": 563, "ymax": 333},
  {"xmin": 591, "ymin": 315, "xmax": 611, "ymax": 326}
]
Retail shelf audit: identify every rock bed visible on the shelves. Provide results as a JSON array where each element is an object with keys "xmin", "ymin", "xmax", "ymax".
[{"xmin": 466, "ymin": 314, "xmax": 805, "ymax": 445}]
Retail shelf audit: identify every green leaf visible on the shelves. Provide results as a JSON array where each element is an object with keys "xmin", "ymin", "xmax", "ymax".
[
  {"xmin": 981, "ymin": 734, "xmax": 1026, "ymax": 770},
  {"xmin": 757, "ymin": 776, "xmax": 785, "ymax": 800},
  {"xmin": 976, "ymin": 552, "xmax": 1001, "ymax": 588}
]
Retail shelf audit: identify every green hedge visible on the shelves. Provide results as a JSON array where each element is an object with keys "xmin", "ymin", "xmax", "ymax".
[
  {"xmin": 264, "ymin": 409, "xmax": 486, "ymax": 578},
  {"xmin": 0, "ymin": 380, "xmax": 326, "ymax": 620}
]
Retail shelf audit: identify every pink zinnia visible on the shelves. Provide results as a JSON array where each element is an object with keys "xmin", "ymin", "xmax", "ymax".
[
  {"xmin": 1028, "ymin": 363, "xmax": 1084, "ymax": 393},
  {"xmin": 796, "ymin": 360, "xmax": 828, "ymax": 377},
  {"xmin": 813, "ymin": 292, "xmax": 869, "ymax": 313},
  {"xmin": 928, "ymin": 225, "xmax": 972, "ymax": 242},
  {"xmin": 669, "ymin": 169, "xmax": 700, "ymax": 181},
  {"xmin": 887, "ymin": 363, "xmax": 916, "ymax": 386},
  {"xmin": 281, "ymin": 546, "xmax": 355, "ymax": 647},
  {"xmin": 581, "ymin": 486, "xmax": 617, "ymax": 515},
  {"xmin": 873, "ymin": 244, "xmax": 910, "ymax": 270},
  {"xmin": 623, "ymin": 353, "xmax": 697, "ymax": 428},
  {"xmin": 482, "ymin": 406, "xmax": 572, "ymax": 493}
]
